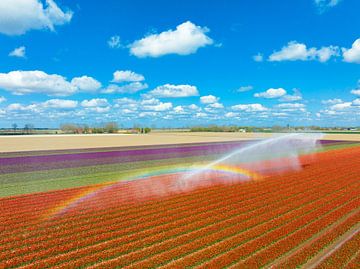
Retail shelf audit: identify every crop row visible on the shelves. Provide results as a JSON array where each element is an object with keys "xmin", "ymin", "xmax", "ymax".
[
  {"xmin": 49, "ymin": 179, "xmax": 357, "ymax": 269},
  {"xmin": 273, "ymin": 209, "xmax": 360, "ymax": 268},
  {"xmin": 2, "ymin": 168, "xmax": 335, "ymax": 267},
  {"xmin": 1, "ymin": 146, "xmax": 359, "ymax": 268},
  {"xmin": 314, "ymin": 228, "xmax": 360, "ymax": 268}
]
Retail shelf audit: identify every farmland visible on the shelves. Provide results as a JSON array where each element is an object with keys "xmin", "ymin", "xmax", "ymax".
[{"xmin": 0, "ymin": 136, "xmax": 359, "ymax": 268}]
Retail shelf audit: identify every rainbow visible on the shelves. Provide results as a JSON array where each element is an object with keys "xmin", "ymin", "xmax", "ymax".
[{"xmin": 43, "ymin": 163, "xmax": 262, "ymax": 219}]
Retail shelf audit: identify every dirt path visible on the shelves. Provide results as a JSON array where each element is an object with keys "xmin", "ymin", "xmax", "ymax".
[{"xmin": 1, "ymin": 132, "xmax": 360, "ymax": 153}]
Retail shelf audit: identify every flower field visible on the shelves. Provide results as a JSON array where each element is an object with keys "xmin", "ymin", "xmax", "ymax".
[{"xmin": 0, "ymin": 139, "xmax": 359, "ymax": 268}]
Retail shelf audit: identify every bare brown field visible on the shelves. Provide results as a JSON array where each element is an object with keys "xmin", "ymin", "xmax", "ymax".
[{"xmin": 0, "ymin": 132, "xmax": 360, "ymax": 153}]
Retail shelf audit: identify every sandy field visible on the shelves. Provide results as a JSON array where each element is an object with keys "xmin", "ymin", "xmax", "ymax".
[{"xmin": 0, "ymin": 132, "xmax": 360, "ymax": 153}]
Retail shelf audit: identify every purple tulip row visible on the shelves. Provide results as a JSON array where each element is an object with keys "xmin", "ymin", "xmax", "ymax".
[{"xmin": 0, "ymin": 140, "xmax": 352, "ymax": 174}]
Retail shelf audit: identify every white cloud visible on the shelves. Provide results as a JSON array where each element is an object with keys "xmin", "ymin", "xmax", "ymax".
[
  {"xmin": 7, "ymin": 103, "xmax": 34, "ymax": 111},
  {"xmin": 280, "ymin": 89, "xmax": 302, "ymax": 102},
  {"xmin": 173, "ymin": 106, "xmax": 185, "ymax": 113},
  {"xmin": 343, "ymin": 38, "xmax": 360, "ymax": 64},
  {"xmin": 143, "ymin": 101, "xmax": 172, "ymax": 111},
  {"xmin": 254, "ymin": 88, "xmax": 287, "ymax": 98},
  {"xmin": 108, "ymin": 35, "xmax": 121, "ymax": 49},
  {"xmin": 0, "ymin": 96, "xmax": 6, "ymax": 103},
  {"xmin": 322, "ymin": 98, "xmax": 343, "ymax": 104},
  {"xmin": 200, "ymin": 95, "xmax": 219, "ymax": 104},
  {"xmin": 195, "ymin": 112, "xmax": 207, "ymax": 118},
  {"xmin": 208, "ymin": 102, "xmax": 224, "ymax": 109},
  {"xmin": 225, "ymin": 112, "xmax": 238, "ymax": 118},
  {"xmin": 232, "ymin": 103, "xmax": 267, "ymax": 112},
  {"xmin": 315, "ymin": 0, "xmax": 342, "ymax": 11},
  {"xmin": 9, "ymin": 46, "xmax": 26, "ymax": 58},
  {"xmin": 114, "ymin": 97, "xmax": 137, "ymax": 105},
  {"xmin": 277, "ymin": 103, "xmax": 305, "ymax": 109},
  {"xmin": 81, "ymin": 98, "xmax": 109, "ymax": 108},
  {"xmin": 89, "ymin": 106, "xmax": 111, "ymax": 113},
  {"xmin": 130, "ymin": 21, "xmax": 213, "ymax": 58},
  {"xmin": 71, "ymin": 76, "xmax": 102, "ymax": 92},
  {"xmin": 0, "ymin": 70, "xmax": 101, "ymax": 96},
  {"xmin": 102, "ymin": 82, "xmax": 148, "ymax": 94},
  {"xmin": 352, "ymin": 99, "xmax": 360, "ymax": 106},
  {"xmin": 147, "ymin": 84, "xmax": 199, "ymax": 98},
  {"xmin": 140, "ymin": 98, "xmax": 160, "ymax": 105},
  {"xmin": 0, "ymin": 0, "xmax": 73, "ymax": 35},
  {"xmin": 42, "ymin": 99, "xmax": 77, "ymax": 109},
  {"xmin": 330, "ymin": 102, "xmax": 352, "ymax": 110},
  {"xmin": 237, "ymin": 85, "xmax": 253, "ymax": 92},
  {"xmin": 112, "ymin": 70, "xmax": 145, "ymax": 82},
  {"xmin": 253, "ymin": 53, "xmax": 263, "ymax": 62},
  {"xmin": 268, "ymin": 41, "xmax": 339, "ymax": 62},
  {"xmin": 188, "ymin": 104, "xmax": 200, "ymax": 110},
  {"xmin": 139, "ymin": 112, "xmax": 158, "ymax": 118},
  {"xmin": 350, "ymin": 89, "xmax": 360, "ymax": 96}
]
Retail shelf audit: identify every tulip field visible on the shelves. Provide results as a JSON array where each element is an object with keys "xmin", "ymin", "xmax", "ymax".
[{"xmin": 0, "ymin": 139, "xmax": 359, "ymax": 268}]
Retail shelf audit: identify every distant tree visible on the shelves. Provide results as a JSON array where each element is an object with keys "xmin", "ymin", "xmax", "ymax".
[
  {"xmin": 12, "ymin": 123, "xmax": 17, "ymax": 133},
  {"xmin": 144, "ymin": 127, "xmax": 151, "ymax": 133},
  {"xmin": 60, "ymin": 124, "xmax": 78, "ymax": 134},
  {"xmin": 104, "ymin": 122, "xmax": 118, "ymax": 133},
  {"xmin": 24, "ymin": 124, "xmax": 34, "ymax": 134}
]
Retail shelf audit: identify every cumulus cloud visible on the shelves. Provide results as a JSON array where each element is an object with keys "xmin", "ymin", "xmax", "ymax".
[
  {"xmin": 208, "ymin": 102, "xmax": 224, "ymax": 109},
  {"xmin": 188, "ymin": 104, "xmax": 200, "ymax": 110},
  {"xmin": 277, "ymin": 103, "xmax": 306, "ymax": 109},
  {"xmin": 351, "ymin": 89, "xmax": 360, "ymax": 96},
  {"xmin": 322, "ymin": 98, "xmax": 343, "ymax": 104},
  {"xmin": 200, "ymin": 95, "xmax": 219, "ymax": 104},
  {"xmin": 225, "ymin": 112, "xmax": 238, "ymax": 118},
  {"xmin": 254, "ymin": 88, "xmax": 287, "ymax": 98},
  {"xmin": 71, "ymin": 76, "xmax": 102, "ymax": 92},
  {"xmin": 0, "ymin": 0, "xmax": 73, "ymax": 35},
  {"xmin": 108, "ymin": 35, "xmax": 121, "ymax": 49},
  {"xmin": 330, "ymin": 102, "xmax": 352, "ymax": 110},
  {"xmin": 143, "ymin": 101, "xmax": 172, "ymax": 111},
  {"xmin": 112, "ymin": 70, "xmax": 145, "ymax": 82},
  {"xmin": 81, "ymin": 98, "xmax": 109, "ymax": 108},
  {"xmin": 343, "ymin": 38, "xmax": 360, "ymax": 64},
  {"xmin": 0, "ymin": 71, "xmax": 101, "ymax": 96},
  {"xmin": 102, "ymin": 82, "xmax": 148, "ymax": 94},
  {"xmin": 147, "ymin": 84, "xmax": 199, "ymax": 98},
  {"xmin": 236, "ymin": 85, "xmax": 253, "ymax": 92},
  {"xmin": 0, "ymin": 96, "xmax": 6, "ymax": 103},
  {"xmin": 9, "ymin": 46, "xmax": 26, "ymax": 58},
  {"xmin": 42, "ymin": 99, "xmax": 77, "ymax": 109},
  {"xmin": 315, "ymin": 0, "xmax": 342, "ymax": 12},
  {"xmin": 231, "ymin": 103, "xmax": 267, "ymax": 112},
  {"xmin": 352, "ymin": 99, "xmax": 360, "ymax": 106},
  {"xmin": 130, "ymin": 21, "xmax": 213, "ymax": 58},
  {"xmin": 280, "ymin": 89, "xmax": 302, "ymax": 102},
  {"xmin": 269, "ymin": 41, "xmax": 339, "ymax": 62}
]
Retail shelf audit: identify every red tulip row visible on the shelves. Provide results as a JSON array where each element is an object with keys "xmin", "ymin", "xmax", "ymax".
[
  {"xmin": 0, "ymin": 172, "xmax": 290, "ymax": 254},
  {"xmin": 64, "ymin": 179, "xmax": 343, "ymax": 269},
  {"xmin": 274, "ymin": 208, "xmax": 360, "ymax": 268},
  {"xmin": 0, "ymin": 170, "xmax": 271, "ymax": 235},
  {"xmin": 9, "ymin": 171, "xmax": 320, "ymax": 268},
  {"xmin": 344, "ymin": 250, "xmax": 360, "ymax": 269},
  {"xmin": 155, "ymin": 189, "xmax": 360, "ymax": 269},
  {"xmin": 0, "ymin": 152, "xmax": 341, "ymax": 247},
  {"xmin": 1, "ymin": 146, "xmax": 359, "ymax": 268},
  {"xmin": 235, "ymin": 198, "xmax": 360, "ymax": 268},
  {"xmin": 315, "ymin": 228, "xmax": 360, "ymax": 269}
]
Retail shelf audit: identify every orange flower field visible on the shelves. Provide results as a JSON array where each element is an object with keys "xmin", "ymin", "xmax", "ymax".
[{"xmin": 0, "ymin": 145, "xmax": 359, "ymax": 268}]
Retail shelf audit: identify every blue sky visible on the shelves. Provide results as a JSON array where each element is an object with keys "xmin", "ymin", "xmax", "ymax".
[{"xmin": 0, "ymin": 0, "xmax": 359, "ymax": 128}]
